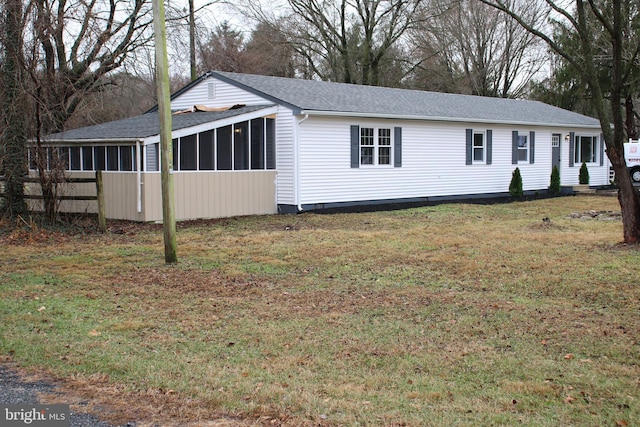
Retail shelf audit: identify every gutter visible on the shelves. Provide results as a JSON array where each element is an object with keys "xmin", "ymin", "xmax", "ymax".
[
  {"xmin": 34, "ymin": 138, "xmax": 146, "ymax": 145},
  {"xmin": 298, "ymin": 110, "xmax": 602, "ymax": 129}
]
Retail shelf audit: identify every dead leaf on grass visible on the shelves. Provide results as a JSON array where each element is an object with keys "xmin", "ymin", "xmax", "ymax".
[
  {"xmin": 563, "ymin": 395, "xmax": 576, "ymax": 404},
  {"xmin": 564, "ymin": 353, "xmax": 574, "ymax": 360}
]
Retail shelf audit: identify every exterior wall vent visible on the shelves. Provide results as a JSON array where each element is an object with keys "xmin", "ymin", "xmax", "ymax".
[{"xmin": 207, "ymin": 82, "xmax": 215, "ymax": 99}]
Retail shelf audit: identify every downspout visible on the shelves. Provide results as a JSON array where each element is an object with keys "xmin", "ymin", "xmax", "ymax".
[
  {"xmin": 296, "ymin": 113, "xmax": 309, "ymax": 212},
  {"xmin": 136, "ymin": 140, "xmax": 142, "ymax": 213}
]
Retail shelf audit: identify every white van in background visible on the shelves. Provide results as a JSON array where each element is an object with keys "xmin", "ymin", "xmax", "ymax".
[{"xmin": 625, "ymin": 140, "xmax": 640, "ymax": 183}]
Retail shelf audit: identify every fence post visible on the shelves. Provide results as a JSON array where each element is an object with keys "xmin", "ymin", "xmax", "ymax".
[{"xmin": 95, "ymin": 170, "xmax": 106, "ymax": 232}]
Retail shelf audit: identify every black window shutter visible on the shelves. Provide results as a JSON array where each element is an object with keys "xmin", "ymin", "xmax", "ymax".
[
  {"xmin": 529, "ymin": 131, "xmax": 535, "ymax": 164},
  {"xmin": 350, "ymin": 125, "xmax": 359, "ymax": 168},
  {"xmin": 394, "ymin": 127, "xmax": 402, "ymax": 167},
  {"xmin": 569, "ymin": 132, "xmax": 575, "ymax": 167},
  {"xmin": 486, "ymin": 130, "xmax": 492, "ymax": 165},
  {"xmin": 512, "ymin": 131, "xmax": 519, "ymax": 164},
  {"xmin": 600, "ymin": 133, "xmax": 605, "ymax": 166},
  {"xmin": 465, "ymin": 129, "xmax": 473, "ymax": 165}
]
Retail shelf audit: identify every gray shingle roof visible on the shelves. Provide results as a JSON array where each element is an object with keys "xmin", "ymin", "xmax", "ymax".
[
  {"xmin": 44, "ymin": 105, "xmax": 273, "ymax": 142},
  {"xmin": 212, "ymin": 71, "xmax": 601, "ymax": 128}
]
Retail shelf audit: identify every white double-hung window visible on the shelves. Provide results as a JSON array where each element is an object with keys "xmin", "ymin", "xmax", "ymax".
[
  {"xmin": 465, "ymin": 129, "xmax": 492, "ymax": 165},
  {"xmin": 360, "ymin": 127, "xmax": 392, "ymax": 166},
  {"xmin": 473, "ymin": 132, "xmax": 485, "ymax": 162},
  {"xmin": 517, "ymin": 134, "xmax": 528, "ymax": 162},
  {"xmin": 511, "ymin": 131, "xmax": 535, "ymax": 164}
]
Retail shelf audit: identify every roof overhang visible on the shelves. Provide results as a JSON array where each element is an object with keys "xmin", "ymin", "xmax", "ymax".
[
  {"xmin": 32, "ymin": 138, "xmax": 144, "ymax": 145},
  {"xmin": 298, "ymin": 109, "xmax": 602, "ymax": 129},
  {"xmin": 161, "ymin": 105, "xmax": 278, "ymax": 142},
  {"xmin": 35, "ymin": 105, "xmax": 279, "ymax": 146}
]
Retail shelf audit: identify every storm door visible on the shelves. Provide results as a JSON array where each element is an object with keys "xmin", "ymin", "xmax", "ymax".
[{"xmin": 552, "ymin": 134, "xmax": 561, "ymax": 175}]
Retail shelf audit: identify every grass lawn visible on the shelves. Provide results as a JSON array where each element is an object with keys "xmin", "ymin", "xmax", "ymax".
[{"xmin": 1, "ymin": 195, "xmax": 639, "ymax": 426}]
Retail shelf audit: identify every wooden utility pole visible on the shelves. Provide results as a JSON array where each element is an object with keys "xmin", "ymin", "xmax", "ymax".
[{"xmin": 152, "ymin": 0, "xmax": 178, "ymax": 263}]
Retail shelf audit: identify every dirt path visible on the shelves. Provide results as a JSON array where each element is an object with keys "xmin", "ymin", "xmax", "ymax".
[
  {"xmin": 0, "ymin": 362, "xmax": 268, "ymax": 426},
  {"xmin": 0, "ymin": 363, "xmax": 121, "ymax": 426}
]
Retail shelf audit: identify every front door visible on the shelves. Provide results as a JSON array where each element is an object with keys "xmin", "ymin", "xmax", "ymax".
[{"xmin": 552, "ymin": 134, "xmax": 561, "ymax": 174}]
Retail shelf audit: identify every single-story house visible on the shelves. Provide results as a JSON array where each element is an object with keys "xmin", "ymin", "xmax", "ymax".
[{"xmin": 35, "ymin": 71, "xmax": 607, "ymax": 221}]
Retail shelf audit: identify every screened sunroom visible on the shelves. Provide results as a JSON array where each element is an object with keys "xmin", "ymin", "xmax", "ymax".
[{"xmin": 32, "ymin": 104, "xmax": 279, "ymax": 221}]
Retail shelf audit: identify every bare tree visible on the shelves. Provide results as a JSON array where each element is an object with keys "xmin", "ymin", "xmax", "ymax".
[
  {"xmin": 24, "ymin": 0, "xmax": 154, "ymax": 136},
  {"xmin": 16, "ymin": 0, "xmax": 155, "ymax": 222},
  {"xmin": 239, "ymin": 0, "xmax": 428, "ymax": 86},
  {"xmin": 411, "ymin": 0, "xmax": 547, "ymax": 97},
  {"xmin": 65, "ymin": 72, "xmax": 157, "ymax": 129},
  {"xmin": 480, "ymin": 0, "xmax": 640, "ymax": 243}
]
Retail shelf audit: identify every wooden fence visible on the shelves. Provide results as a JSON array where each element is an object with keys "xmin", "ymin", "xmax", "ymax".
[{"xmin": 0, "ymin": 170, "xmax": 106, "ymax": 231}]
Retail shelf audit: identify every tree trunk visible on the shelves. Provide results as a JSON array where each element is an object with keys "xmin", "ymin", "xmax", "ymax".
[
  {"xmin": 577, "ymin": 0, "xmax": 640, "ymax": 244},
  {"xmin": 608, "ymin": 0, "xmax": 640, "ymax": 243},
  {"xmin": 608, "ymin": 133, "xmax": 640, "ymax": 244},
  {"xmin": 626, "ymin": 95, "xmax": 638, "ymax": 140},
  {"xmin": 1, "ymin": 0, "xmax": 28, "ymax": 216},
  {"xmin": 478, "ymin": 0, "xmax": 640, "ymax": 243},
  {"xmin": 616, "ymin": 169, "xmax": 640, "ymax": 244}
]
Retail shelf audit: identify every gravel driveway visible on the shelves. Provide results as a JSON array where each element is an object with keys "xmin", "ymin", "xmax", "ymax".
[{"xmin": 0, "ymin": 364, "xmax": 135, "ymax": 427}]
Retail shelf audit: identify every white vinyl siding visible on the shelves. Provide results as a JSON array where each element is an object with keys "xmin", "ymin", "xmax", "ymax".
[
  {"xmin": 165, "ymin": 75, "xmax": 609, "ymax": 208},
  {"xmin": 295, "ymin": 117, "xmax": 611, "ymax": 206},
  {"xmin": 171, "ymin": 78, "xmax": 269, "ymax": 110},
  {"xmin": 274, "ymin": 109, "xmax": 296, "ymax": 206}
]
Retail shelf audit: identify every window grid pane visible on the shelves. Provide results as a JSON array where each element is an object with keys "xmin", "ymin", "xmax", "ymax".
[
  {"xmin": 107, "ymin": 146, "xmax": 119, "ymax": 171},
  {"xmin": 217, "ymin": 126, "xmax": 232, "ymax": 170},
  {"xmin": 361, "ymin": 147, "xmax": 374, "ymax": 165},
  {"xmin": 82, "ymin": 146, "xmax": 93, "ymax": 171},
  {"xmin": 378, "ymin": 128, "xmax": 391, "ymax": 145},
  {"xmin": 233, "ymin": 121, "xmax": 249, "ymax": 170},
  {"xmin": 94, "ymin": 147, "xmax": 106, "ymax": 171},
  {"xmin": 179, "ymin": 134, "xmax": 197, "ymax": 171},
  {"xmin": 379, "ymin": 147, "xmax": 390, "ymax": 164},
  {"xmin": 361, "ymin": 128, "xmax": 374, "ymax": 145},
  {"xmin": 120, "ymin": 146, "xmax": 133, "ymax": 171},
  {"xmin": 198, "ymin": 130, "xmax": 215, "ymax": 170}
]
